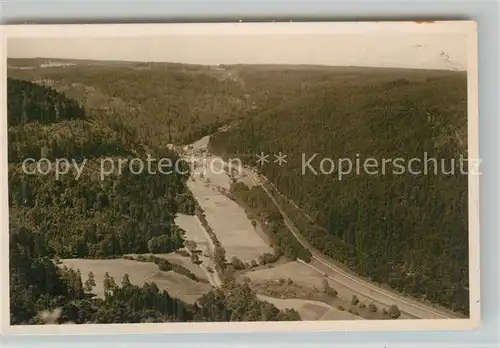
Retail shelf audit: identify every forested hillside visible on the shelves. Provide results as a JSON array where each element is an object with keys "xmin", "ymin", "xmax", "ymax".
[
  {"xmin": 210, "ymin": 73, "xmax": 469, "ymax": 315},
  {"xmin": 8, "ymin": 59, "xmax": 452, "ymax": 148},
  {"xmin": 8, "ymin": 78, "xmax": 300, "ymax": 324},
  {"xmin": 7, "ymin": 59, "xmax": 470, "ymax": 320}
]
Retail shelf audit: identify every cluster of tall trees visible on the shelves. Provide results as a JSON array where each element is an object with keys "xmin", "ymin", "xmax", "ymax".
[
  {"xmin": 211, "ymin": 73, "xmax": 469, "ymax": 315},
  {"xmin": 9, "ymin": 160, "xmax": 192, "ymax": 258},
  {"xmin": 8, "ymin": 78, "xmax": 193, "ymax": 259},
  {"xmin": 196, "ymin": 282, "xmax": 300, "ymax": 322},
  {"xmin": 230, "ymin": 182, "xmax": 312, "ymax": 262}
]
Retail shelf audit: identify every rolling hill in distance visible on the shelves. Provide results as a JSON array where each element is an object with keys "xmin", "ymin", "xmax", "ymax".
[{"xmin": 7, "ymin": 58, "xmax": 469, "ymax": 324}]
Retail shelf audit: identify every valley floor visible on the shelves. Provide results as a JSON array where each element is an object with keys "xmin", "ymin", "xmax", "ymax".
[
  {"xmin": 60, "ymin": 134, "xmax": 460, "ymax": 321},
  {"xmin": 180, "ymin": 135, "xmax": 460, "ymax": 320}
]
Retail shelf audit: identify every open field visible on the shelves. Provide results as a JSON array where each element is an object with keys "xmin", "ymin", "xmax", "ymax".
[
  {"xmin": 175, "ymin": 213, "xmax": 214, "ymax": 255},
  {"xmin": 174, "ymin": 213, "xmax": 222, "ymax": 286},
  {"xmin": 245, "ymin": 261, "xmax": 337, "ymax": 291},
  {"xmin": 187, "ymin": 154, "xmax": 234, "ymax": 191},
  {"xmin": 60, "ymin": 258, "xmax": 212, "ymax": 304},
  {"xmin": 124, "ymin": 213, "xmax": 223, "ymax": 287},
  {"xmin": 146, "ymin": 270, "xmax": 212, "ymax": 304},
  {"xmin": 242, "ymin": 260, "xmax": 406, "ymax": 319},
  {"xmin": 246, "ymin": 213, "xmax": 272, "ymax": 246},
  {"xmin": 257, "ymin": 295, "xmax": 360, "ymax": 321},
  {"xmin": 184, "ymin": 141, "xmax": 273, "ymax": 262},
  {"xmin": 190, "ymin": 135, "xmax": 210, "ymax": 149},
  {"xmin": 188, "ymin": 175, "xmax": 273, "ymax": 261}
]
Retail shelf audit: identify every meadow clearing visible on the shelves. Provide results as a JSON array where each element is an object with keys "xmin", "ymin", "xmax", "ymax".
[
  {"xmin": 60, "ymin": 258, "xmax": 212, "ymax": 304},
  {"xmin": 184, "ymin": 140, "xmax": 273, "ymax": 262},
  {"xmin": 243, "ymin": 261, "xmax": 411, "ymax": 320}
]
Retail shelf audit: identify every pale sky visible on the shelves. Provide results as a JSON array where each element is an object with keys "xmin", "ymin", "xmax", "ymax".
[{"xmin": 7, "ymin": 28, "xmax": 469, "ymax": 70}]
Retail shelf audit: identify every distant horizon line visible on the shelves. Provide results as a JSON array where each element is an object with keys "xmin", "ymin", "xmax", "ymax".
[{"xmin": 6, "ymin": 56, "xmax": 466, "ymax": 72}]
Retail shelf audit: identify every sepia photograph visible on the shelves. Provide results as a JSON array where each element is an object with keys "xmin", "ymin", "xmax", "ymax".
[{"xmin": 1, "ymin": 21, "xmax": 479, "ymax": 335}]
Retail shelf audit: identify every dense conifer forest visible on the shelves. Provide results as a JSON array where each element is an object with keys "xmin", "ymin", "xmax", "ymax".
[{"xmin": 210, "ymin": 73, "xmax": 469, "ymax": 315}]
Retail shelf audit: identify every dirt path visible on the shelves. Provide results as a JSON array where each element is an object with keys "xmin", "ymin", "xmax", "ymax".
[{"xmin": 244, "ymin": 169, "xmax": 457, "ymax": 320}]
